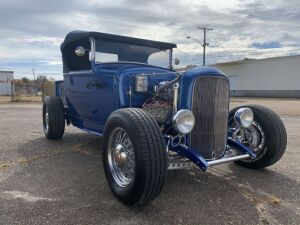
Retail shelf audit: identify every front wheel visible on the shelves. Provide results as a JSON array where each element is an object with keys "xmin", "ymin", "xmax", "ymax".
[
  {"xmin": 102, "ymin": 108, "xmax": 167, "ymax": 206},
  {"xmin": 229, "ymin": 105, "xmax": 287, "ymax": 169}
]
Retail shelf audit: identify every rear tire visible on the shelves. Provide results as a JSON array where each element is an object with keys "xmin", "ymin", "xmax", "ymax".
[
  {"xmin": 43, "ymin": 96, "xmax": 65, "ymax": 139},
  {"xmin": 229, "ymin": 105, "xmax": 287, "ymax": 169},
  {"xmin": 103, "ymin": 108, "xmax": 167, "ymax": 206}
]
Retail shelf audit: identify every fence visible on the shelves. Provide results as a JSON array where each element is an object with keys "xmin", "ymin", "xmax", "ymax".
[{"xmin": 0, "ymin": 79, "xmax": 55, "ymax": 103}]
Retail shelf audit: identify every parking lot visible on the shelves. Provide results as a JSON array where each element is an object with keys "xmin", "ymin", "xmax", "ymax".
[{"xmin": 0, "ymin": 98, "xmax": 299, "ymax": 225}]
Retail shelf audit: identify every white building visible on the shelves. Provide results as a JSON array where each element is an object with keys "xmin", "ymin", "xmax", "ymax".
[
  {"xmin": 0, "ymin": 71, "xmax": 14, "ymax": 95},
  {"xmin": 212, "ymin": 55, "xmax": 300, "ymax": 97}
]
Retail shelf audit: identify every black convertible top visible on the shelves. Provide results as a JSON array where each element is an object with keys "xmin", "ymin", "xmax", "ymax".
[
  {"xmin": 61, "ymin": 30, "xmax": 177, "ymax": 51},
  {"xmin": 60, "ymin": 31, "xmax": 176, "ymax": 73}
]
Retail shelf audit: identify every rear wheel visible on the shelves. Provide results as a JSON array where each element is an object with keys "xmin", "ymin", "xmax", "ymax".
[
  {"xmin": 228, "ymin": 105, "xmax": 287, "ymax": 169},
  {"xmin": 103, "ymin": 108, "xmax": 167, "ymax": 206},
  {"xmin": 42, "ymin": 96, "xmax": 65, "ymax": 139}
]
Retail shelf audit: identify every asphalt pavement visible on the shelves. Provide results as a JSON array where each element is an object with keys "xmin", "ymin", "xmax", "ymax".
[{"xmin": 0, "ymin": 99, "xmax": 299, "ymax": 225}]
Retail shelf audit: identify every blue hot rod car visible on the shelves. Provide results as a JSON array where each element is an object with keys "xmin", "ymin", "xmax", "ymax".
[{"xmin": 43, "ymin": 31, "xmax": 287, "ymax": 206}]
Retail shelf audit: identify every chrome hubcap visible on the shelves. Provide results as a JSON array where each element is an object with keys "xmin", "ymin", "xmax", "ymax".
[
  {"xmin": 114, "ymin": 144, "xmax": 128, "ymax": 168},
  {"xmin": 45, "ymin": 112, "xmax": 49, "ymax": 132},
  {"xmin": 108, "ymin": 128, "xmax": 135, "ymax": 187},
  {"xmin": 231, "ymin": 121, "xmax": 265, "ymax": 152},
  {"xmin": 230, "ymin": 120, "xmax": 266, "ymax": 161}
]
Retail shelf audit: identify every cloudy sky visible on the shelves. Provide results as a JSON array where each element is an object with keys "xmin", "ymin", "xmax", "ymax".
[{"xmin": 0, "ymin": 0, "xmax": 300, "ymax": 79}]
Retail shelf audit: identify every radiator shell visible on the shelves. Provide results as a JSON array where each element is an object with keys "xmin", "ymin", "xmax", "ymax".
[{"xmin": 190, "ymin": 76, "xmax": 230, "ymax": 160}]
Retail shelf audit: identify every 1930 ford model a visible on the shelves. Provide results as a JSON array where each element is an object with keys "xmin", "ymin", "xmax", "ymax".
[{"xmin": 43, "ymin": 31, "xmax": 287, "ymax": 206}]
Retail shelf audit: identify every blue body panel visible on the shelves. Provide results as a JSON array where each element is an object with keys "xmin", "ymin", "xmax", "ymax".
[
  {"xmin": 62, "ymin": 62, "xmax": 176, "ymax": 134},
  {"xmin": 60, "ymin": 64, "xmax": 228, "ymax": 136}
]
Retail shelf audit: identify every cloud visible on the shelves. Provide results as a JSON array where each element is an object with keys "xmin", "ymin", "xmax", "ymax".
[{"xmin": 0, "ymin": 0, "xmax": 299, "ymax": 78}]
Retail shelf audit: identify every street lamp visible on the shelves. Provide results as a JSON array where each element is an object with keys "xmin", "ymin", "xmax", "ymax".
[
  {"xmin": 186, "ymin": 35, "xmax": 209, "ymax": 66},
  {"xmin": 186, "ymin": 36, "xmax": 202, "ymax": 45}
]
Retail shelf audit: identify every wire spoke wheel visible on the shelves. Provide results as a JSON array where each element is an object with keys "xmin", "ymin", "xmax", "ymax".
[
  {"xmin": 228, "ymin": 105, "xmax": 287, "ymax": 169},
  {"xmin": 103, "ymin": 108, "xmax": 167, "ymax": 205},
  {"xmin": 230, "ymin": 121, "xmax": 266, "ymax": 162},
  {"xmin": 108, "ymin": 127, "xmax": 135, "ymax": 187}
]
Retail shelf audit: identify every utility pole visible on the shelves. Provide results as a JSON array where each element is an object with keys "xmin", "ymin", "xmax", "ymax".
[
  {"xmin": 32, "ymin": 68, "xmax": 36, "ymax": 80},
  {"xmin": 197, "ymin": 26, "xmax": 213, "ymax": 66}
]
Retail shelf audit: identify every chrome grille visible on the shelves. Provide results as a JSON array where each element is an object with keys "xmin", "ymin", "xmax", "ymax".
[{"xmin": 191, "ymin": 76, "xmax": 229, "ymax": 160}]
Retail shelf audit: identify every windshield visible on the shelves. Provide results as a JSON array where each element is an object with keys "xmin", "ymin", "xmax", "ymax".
[{"xmin": 94, "ymin": 39, "xmax": 171, "ymax": 68}]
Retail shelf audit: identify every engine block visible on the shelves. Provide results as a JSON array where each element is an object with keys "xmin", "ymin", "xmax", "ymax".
[{"xmin": 142, "ymin": 98, "xmax": 172, "ymax": 124}]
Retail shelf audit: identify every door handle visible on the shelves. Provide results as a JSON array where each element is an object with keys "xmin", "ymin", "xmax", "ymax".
[{"xmin": 86, "ymin": 80, "xmax": 104, "ymax": 89}]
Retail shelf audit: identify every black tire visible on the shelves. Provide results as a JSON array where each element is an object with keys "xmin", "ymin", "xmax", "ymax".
[
  {"xmin": 42, "ymin": 96, "xmax": 65, "ymax": 139},
  {"xmin": 102, "ymin": 108, "xmax": 167, "ymax": 206},
  {"xmin": 229, "ymin": 104, "xmax": 287, "ymax": 169}
]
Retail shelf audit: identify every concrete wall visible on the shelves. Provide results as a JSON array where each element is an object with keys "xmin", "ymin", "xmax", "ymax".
[
  {"xmin": 0, "ymin": 71, "xmax": 14, "ymax": 95},
  {"xmin": 214, "ymin": 55, "xmax": 300, "ymax": 97}
]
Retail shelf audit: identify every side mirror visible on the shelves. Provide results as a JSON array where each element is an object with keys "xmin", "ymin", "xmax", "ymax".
[
  {"xmin": 174, "ymin": 58, "xmax": 180, "ymax": 65},
  {"xmin": 75, "ymin": 46, "xmax": 86, "ymax": 56}
]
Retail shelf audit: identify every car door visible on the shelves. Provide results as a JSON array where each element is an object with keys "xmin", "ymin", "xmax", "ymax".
[
  {"xmin": 64, "ymin": 69, "xmax": 116, "ymax": 134},
  {"xmin": 64, "ymin": 70, "xmax": 95, "ymax": 130},
  {"xmin": 90, "ymin": 70, "xmax": 116, "ymax": 132}
]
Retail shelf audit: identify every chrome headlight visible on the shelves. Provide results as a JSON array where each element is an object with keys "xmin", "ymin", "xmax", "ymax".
[
  {"xmin": 135, "ymin": 74, "xmax": 148, "ymax": 93},
  {"xmin": 173, "ymin": 109, "xmax": 195, "ymax": 134},
  {"xmin": 234, "ymin": 108, "xmax": 254, "ymax": 128}
]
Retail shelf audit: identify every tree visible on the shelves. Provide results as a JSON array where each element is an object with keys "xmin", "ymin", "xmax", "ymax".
[
  {"xmin": 36, "ymin": 75, "xmax": 48, "ymax": 84},
  {"xmin": 21, "ymin": 77, "xmax": 30, "ymax": 83}
]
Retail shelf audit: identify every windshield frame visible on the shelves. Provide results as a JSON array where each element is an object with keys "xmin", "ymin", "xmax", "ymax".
[{"xmin": 89, "ymin": 38, "xmax": 173, "ymax": 69}]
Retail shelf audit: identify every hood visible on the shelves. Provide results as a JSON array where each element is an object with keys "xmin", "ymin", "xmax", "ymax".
[{"xmin": 94, "ymin": 62, "xmax": 178, "ymax": 108}]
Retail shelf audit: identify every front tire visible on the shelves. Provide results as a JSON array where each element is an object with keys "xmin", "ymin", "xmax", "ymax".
[
  {"xmin": 103, "ymin": 108, "xmax": 167, "ymax": 206},
  {"xmin": 229, "ymin": 105, "xmax": 287, "ymax": 169}
]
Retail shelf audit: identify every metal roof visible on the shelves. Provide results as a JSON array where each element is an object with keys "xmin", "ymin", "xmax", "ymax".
[
  {"xmin": 212, "ymin": 54, "xmax": 300, "ymax": 66},
  {"xmin": 0, "ymin": 71, "xmax": 14, "ymax": 73}
]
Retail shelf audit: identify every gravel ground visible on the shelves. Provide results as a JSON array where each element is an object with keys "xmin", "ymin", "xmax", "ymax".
[{"xmin": 0, "ymin": 98, "xmax": 299, "ymax": 225}]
